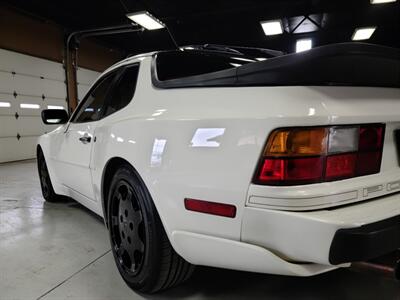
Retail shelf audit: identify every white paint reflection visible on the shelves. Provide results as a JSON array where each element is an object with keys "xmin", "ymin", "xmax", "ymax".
[
  {"xmin": 151, "ymin": 139, "xmax": 167, "ymax": 167},
  {"xmin": 230, "ymin": 63, "xmax": 242, "ymax": 68},
  {"xmin": 117, "ymin": 137, "xmax": 124, "ymax": 143},
  {"xmin": 238, "ymin": 135, "xmax": 257, "ymax": 146},
  {"xmin": 77, "ymin": 131, "xmax": 89, "ymax": 136},
  {"xmin": 308, "ymin": 108, "xmax": 316, "ymax": 116},
  {"xmin": 190, "ymin": 128, "xmax": 225, "ymax": 148},
  {"xmin": 231, "ymin": 57, "xmax": 256, "ymax": 63},
  {"xmin": 128, "ymin": 140, "xmax": 136, "ymax": 144}
]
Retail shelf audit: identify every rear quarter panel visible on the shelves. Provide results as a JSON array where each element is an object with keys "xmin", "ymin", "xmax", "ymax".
[{"xmin": 91, "ymin": 57, "xmax": 400, "ymax": 243}]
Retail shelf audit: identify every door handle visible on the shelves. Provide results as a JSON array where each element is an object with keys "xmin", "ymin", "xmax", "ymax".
[{"xmin": 79, "ymin": 135, "xmax": 91, "ymax": 144}]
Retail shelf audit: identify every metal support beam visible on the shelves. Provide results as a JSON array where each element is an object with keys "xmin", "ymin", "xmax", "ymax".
[{"xmin": 64, "ymin": 24, "xmax": 143, "ymax": 112}]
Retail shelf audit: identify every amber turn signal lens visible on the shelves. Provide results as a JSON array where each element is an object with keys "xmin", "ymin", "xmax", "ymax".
[{"xmin": 265, "ymin": 127, "xmax": 328, "ymax": 156}]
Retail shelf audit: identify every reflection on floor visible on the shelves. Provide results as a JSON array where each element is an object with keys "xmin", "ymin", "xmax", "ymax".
[{"xmin": 0, "ymin": 160, "xmax": 399, "ymax": 300}]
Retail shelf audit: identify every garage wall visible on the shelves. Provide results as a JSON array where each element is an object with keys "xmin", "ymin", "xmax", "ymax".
[
  {"xmin": 0, "ymin": 6, "xmax": 124, "ymax": 163},
  {"xmin": 0, "ymin": 49, "xmax": 67, "ymax": 163}
]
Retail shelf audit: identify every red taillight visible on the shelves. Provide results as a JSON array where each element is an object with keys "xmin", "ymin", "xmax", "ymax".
[
  {"xmin": 254, "ymin": 124, "xmax": 385, "ymax": 186},
  {"xmin": 325, "ymin": 153, "xmax": 357, "ymax": 181},
  {"xmin": 259, "ymin": 157, "xmax": 323, "ymax": 184},
  {"xmin": 184, "ymin": 198, "xmax": 236, "ymax": 218},
  {"xmin": 357, "ymin": 151, "xmax": 382, "ymax": 175},
  {"xmin": 359, "ymin": 125, "xmax": 384, "ymax": 151}
]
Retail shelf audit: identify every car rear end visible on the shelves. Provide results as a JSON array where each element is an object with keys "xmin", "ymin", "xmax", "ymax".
[
  {"xmin": 240, "ymin": 67, "xmax": 400, "ymax": 269},
  {"xmin": 152, "ymin": 43, "xmax": 400, "ymax": 275}
]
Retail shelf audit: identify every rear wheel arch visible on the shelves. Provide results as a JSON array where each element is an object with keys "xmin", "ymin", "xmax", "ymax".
[
  {"xmin": 101, "ymin": 158, "xmax": 162, "ymax": 229},
  {"xmin": 105, "ymin": 160, "xmax": 194, "ymax": 292},
  {"xmin": 102, "ymin": 157, "xmax": 131, "ymax": 227}
]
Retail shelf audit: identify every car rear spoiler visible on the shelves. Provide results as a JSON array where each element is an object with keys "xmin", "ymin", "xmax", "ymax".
[{"xmin": 152, "ymin": 43, "xmax": 400, "ymax": 89}]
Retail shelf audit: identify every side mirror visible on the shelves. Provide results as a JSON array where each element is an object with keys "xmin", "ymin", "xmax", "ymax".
[{"xmin": 41, "ymin": 109, "xmax": 69, "ymax": 125}]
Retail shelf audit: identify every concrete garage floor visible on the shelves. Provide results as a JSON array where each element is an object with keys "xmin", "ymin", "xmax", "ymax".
[{"xmin": 0, "ymin": 160, "xmax": 399, "ymax": 300}]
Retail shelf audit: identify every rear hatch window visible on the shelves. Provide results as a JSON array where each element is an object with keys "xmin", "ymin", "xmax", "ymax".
[
  {"xmin": 155, "ymin": 50, "xmax": 256, "ymax": 81},
  {"xmin": 153, "ymin": 43, "xmax": 400, "ymax": 89}
]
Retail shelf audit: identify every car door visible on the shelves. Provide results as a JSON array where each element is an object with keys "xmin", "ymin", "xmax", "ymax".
[
  {"xmin": 88, "ymin": 64, "xmax": 140, "ymax": 199},
  {"xmin": 54, "ymin": 70, "xmax": 121, "ymax": 201}
]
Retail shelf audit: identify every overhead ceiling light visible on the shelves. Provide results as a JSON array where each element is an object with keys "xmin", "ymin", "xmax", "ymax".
[
  {"xmin": 370, "ymin": 0, "xmax": 396, "ymax": 4},
  {"xmin": 352, "ymin": 27, "xmax": 376, "ymax": 41},
  {"xmin": 256, "ymin": 57, "xmax": 267, "ymax": 61},
  {"xmin": 296, "ymin": 39, "xmax": 312, "ymax": 53},
  {"xmin": 260, "ymin": 19, "xmax": 283, "ymax": 36},
  {"xmin": 0, "ymin": 102, "xmax": 11, "ymax": 108},
  {"xmin": 230, "ymin": 63, "xmax": 242, "ymax": 68},
  {"xmin": 126, "ymin": 11, "xmax": 165, "ymax": 30}
]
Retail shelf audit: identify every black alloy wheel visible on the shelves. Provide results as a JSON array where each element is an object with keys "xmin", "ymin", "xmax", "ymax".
[
  {"xmin": 107, "ymin": 166, "xmax": 194, "ymax": 293},
  {"xmin": 110, "ymin": 180, "xmax": 145, "ymax": 275}
]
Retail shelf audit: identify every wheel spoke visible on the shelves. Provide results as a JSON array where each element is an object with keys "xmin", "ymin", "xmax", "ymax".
[
  {"xmin": 116, "ymin": 192, "xmax": 123, "ymax": 202},
  {"xmin": 132, "ymin": 236, "xmax": 145, "ymax": 253},
  {"xmin": 126, "ymin": 188, "xmax": 133, "ymax": 201},
  {"xmin": 132, "ymin": 210, "xmax": 143, "ymax": 223}
]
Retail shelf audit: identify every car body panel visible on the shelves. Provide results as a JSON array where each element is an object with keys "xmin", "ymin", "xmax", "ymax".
[{"xmin": 37, "ymin": 54, "xmax": 400, "ymax": 275}]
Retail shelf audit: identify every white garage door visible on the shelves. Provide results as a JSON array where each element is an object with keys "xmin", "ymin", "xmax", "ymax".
[
  {"xmin": 77, "ymin": 67, "xmax": 100, "ymax": 102},
  {"xmin": 0, "ymin": 49, "xmax": 67, "ymax": 163}
]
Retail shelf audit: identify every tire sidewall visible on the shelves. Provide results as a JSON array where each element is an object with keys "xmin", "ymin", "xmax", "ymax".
[{"xmin": 37, "ymin": 149, "xmax": 56, "ymax": 202}]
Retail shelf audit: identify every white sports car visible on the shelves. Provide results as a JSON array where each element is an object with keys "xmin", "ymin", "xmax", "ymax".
[{"xmin": 37, "ymin": 43, "xmax": 400, "ymax": 293}]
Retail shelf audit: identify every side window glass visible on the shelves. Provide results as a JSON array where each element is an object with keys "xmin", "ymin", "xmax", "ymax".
[
  {"xmin": 103, "ymin": 65, "xmax": 139, "ymax": 118},
  {"xmin": 72, "ymin": 73, "xmax": 116, "ymax": 123}
]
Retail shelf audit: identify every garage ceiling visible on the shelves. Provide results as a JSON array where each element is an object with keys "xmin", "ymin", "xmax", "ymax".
[{"xmin": 3, "ymin": 0, "xmax": 400, "ymax": 55}]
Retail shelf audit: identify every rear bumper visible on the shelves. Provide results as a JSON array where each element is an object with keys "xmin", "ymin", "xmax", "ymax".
[
  {"xmin": 171, "ymin": 230, "xmax": 336, "ymax": 277},
  {"xmin": 329, "ymin": 215, "xmax": 400, "ymax": 264},
  {"xmin": 171, "ymin": 193, "xmax": 400, "ymax": 277},
  {"xmin": 241, "ymin": 192, "xmax": 400, "ymax": 266}
]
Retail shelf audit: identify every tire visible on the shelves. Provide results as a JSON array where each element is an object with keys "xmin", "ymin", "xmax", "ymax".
[
  {"xmin": 107, "ymin": 166, "xmax": 194, "ymax": 293},
  {"xmin": 37, "ymin": 148, "xmax": 60, "ymax": 202}
]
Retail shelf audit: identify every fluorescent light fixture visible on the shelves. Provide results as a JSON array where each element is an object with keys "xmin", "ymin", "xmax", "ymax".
[
  {"xmin": 296, "ymin": 39, "xmax": 312, "ymax": 53},
  {"xmin": 126, "ymin": 11, "xmax": 165, "ymax": 30},
  {"xmin": 47, "ymin": 105, "xmax": 64, "ymax": 110},
  {"xmin": 20, "ymin": 103, "xmax": 40, "ymax": 109},
  {"xmin": 0, "ymin": 102, "xmax": 11, "ymax": 108},
  {"xmin": 352, "ymin": 27, "xmax": 376, "ymax": 41},
  {"xmin": 371, "ymin": 0, "xmax": 396, "ymax": 4},
  {"xmin": 256, "ymin": 57, "xmax": 267, "ymax": 61},
  {"xmin": 260, "ymin": 19, "xmax": 283, "ymax": 36}
]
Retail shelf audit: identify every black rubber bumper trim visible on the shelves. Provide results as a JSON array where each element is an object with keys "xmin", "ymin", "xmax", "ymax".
[{"xmin": 329, "ymin": 215, "xmax": 400, "ymax": 265}]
